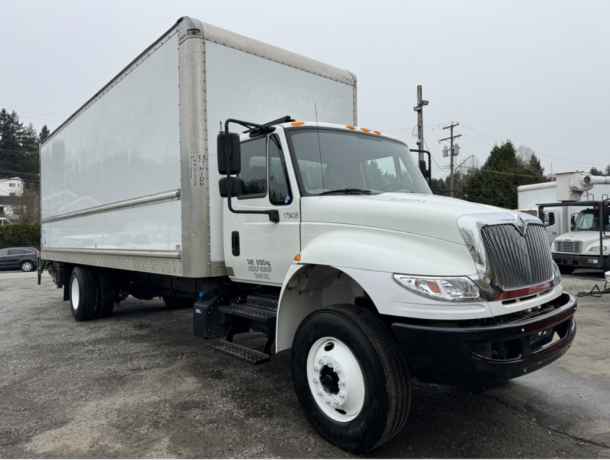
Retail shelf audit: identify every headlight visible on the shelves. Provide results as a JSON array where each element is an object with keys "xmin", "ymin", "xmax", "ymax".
[
  {"xmin": 393, "ymin": 274, "xmax": 480, "ymax": 302},
  {"xmin": 589, "ymin": 246, "xmax": 607, "ymax": 252},
  {"xmin": 552, "ymin": 261, "xmax": 561, "ymax": 286}
]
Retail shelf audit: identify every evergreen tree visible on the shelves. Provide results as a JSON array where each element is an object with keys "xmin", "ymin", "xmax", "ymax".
[
  {"xmin": 590, "ymin": 166, "xmax": 603, "ymax": 176},
  {"xmin": 39, "ymin": 125, "xmax": 50, "ymax": 144},
  {"xmin": 0, "ymin": 109, "xmax": 40, "ymax": 180},
  {"xmin": 0, "ymin": 109, "xmax": 25, "ymax": 177},
  {"xmin": 605, "ymin": 164, "xmax": 610, "ymax": 176},
  {"xmin": 464, "ymin": 141, "xmax": 543, "ymax": 209}
]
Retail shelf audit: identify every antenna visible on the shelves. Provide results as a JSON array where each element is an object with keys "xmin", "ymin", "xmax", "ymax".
[{"xmin": 315, "ymin": 104, "xmax": 324, "ymax": 190}]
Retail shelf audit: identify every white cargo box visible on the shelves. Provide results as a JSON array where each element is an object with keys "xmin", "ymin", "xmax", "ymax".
[{"xmin": 40, "ymin": 17, "xmax": 357, "ymax": 278}]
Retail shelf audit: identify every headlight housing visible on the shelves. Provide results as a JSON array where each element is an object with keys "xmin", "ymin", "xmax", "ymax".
[
  {"xmin": 393, "ymin": 274, "xmax": 480, "ymax": 302},
  {"xmin": 589, "ymin": 246, "xmax": 607, "ymax": 253},
  {"xmin": 552, "ymin": 261, "xmax": 561, "ymax": 286}
]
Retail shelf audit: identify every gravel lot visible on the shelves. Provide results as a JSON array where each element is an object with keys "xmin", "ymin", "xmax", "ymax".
[{"xmin": 1, "ymin": 268, "xmax": 609, "ymax": 458}]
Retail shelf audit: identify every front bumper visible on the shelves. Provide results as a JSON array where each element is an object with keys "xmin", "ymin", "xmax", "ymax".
[
  {"xmin": 391, "ymin": 292, "xmax": 577, "ymax": 385},
  {"xmin": 553, "ymin": 252, "xmax": 605, "ymax": 269}
]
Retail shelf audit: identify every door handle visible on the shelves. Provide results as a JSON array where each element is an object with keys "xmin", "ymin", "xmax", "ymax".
[{"xmin": 232, "ymin": 231, "xmax": 240, "ymax": 256}]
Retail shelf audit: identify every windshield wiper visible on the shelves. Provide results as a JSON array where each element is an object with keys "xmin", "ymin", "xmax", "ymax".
[{"xmin": 318, "ymin": 188, "xmax": 373, "ymax": 196}]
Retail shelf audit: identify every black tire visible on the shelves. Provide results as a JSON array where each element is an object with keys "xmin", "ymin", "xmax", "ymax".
[
  {"xmin": 95, "ymin": 269, "xmax": 115, "ymax": 319},
  {"xmin": 603, "ymin": 256, "xmax": 610, "ymax": 273},
  {"xmin": 70, "ymin": 266, "xmax": 98, "ymax": 321},
  {"xmin": 162, "ymin": 296, "xmax": 195, "ymax": 309},
  {"xmin": 291, "ymin": 304, "xmax": 411, "ymax": 453},
  {"xmin": 20, "ymin": 260, "xmax": 35, "ymax": 272},
  {"xmin": 558, "ymin": 265, "xmax": 575, "ymax": 275}
]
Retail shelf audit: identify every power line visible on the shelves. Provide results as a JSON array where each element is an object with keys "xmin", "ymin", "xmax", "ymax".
[
  {"xmin": 0, "ymin": 104, "xmax": 70, "ymax": 117},
  {"xmin": 460, "ymin": 124, "xmax": 502, "ymax": 141}
]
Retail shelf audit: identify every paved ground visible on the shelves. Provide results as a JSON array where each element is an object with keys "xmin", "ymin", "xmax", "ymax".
[{"xmin": 0, "ymin": 269, "xmax": 609, "ymax": 458}]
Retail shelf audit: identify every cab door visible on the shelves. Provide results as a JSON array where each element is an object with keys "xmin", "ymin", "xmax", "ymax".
[
  {"xmin": 225, "ymin": 132, "xmax": 300, "ymax": 286},
  {"xmin": 545, "ymin": 211, "xmax": 559, "ymax": 245}
]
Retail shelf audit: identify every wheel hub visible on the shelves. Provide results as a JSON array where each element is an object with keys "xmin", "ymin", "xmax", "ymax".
[
  {"xmin": 306, "ymin": 337, "xmax": 365, "ymax": 422},
  {"xmin": 320, "ymin": 366, "xmax": 339, "ymax": 395}
]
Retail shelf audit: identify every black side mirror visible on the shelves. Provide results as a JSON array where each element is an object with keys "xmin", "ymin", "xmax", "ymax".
[
  {"xmin": 217, "ymin": 132, "xmax": 241, "ymax": 175},
  {"xmin": 418, "ymin": 159, "xmax": 431, "ymax": 183},
  {"xmin": 219, "ymin": 177, "xmax": 242, "ymax": 198}
]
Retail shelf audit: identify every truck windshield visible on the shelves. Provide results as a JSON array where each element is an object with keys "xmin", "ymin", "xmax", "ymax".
[
  {"xmin": 286, "ymin": 128, "xmax": 432, "ymax": 196},
  {"xmin": 573, "ymin": 209, "xmax": 610, "ymax": 231}
]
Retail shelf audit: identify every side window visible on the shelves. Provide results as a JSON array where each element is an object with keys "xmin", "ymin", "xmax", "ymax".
[
  {"xmin": 269, "ymin": 136, "xmax": 292, "ymax": 205},
  {"xmin": 548, "ymin": 212, "xmax": 555, "ymax": 226},
  {"xmin": 8, "ymin": 249, "xmax": 23, "ymax": 255},
  {"xmin": 239, "ymin": 137, "xmax": 267, "ymax": 198},
  {"xmin": 0, "ymin": 248, "xmax": 8, "ymax": 256}
]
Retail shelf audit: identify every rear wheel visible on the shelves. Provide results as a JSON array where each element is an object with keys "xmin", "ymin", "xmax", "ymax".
[
  {"xmin": 70, "ymin": 266, "xmax": 97, "ymax": 321},
  {"xmin": 162, "ymin": 296, "xmax": 195, "ymax": 309},
  {"xmin": 95, "ymin": 269, "xmax": 115, "ymax": 318},
  {"xmin": 291, "ymin": 304, "xmax": 411, "ymax": 453}
]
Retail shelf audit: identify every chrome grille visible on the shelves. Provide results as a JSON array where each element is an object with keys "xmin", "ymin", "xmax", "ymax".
[
  {"xmin": 554, "ymin": 240, "xmax": 583, "ymax": 253},
  {"xmin": 481, "ymin": 224, "xmax": 553, "ymax": 290}
]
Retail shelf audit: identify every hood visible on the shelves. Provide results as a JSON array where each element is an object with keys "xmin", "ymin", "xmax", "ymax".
[
  {"xmin": 555, "ymin": 231, "xmax": 610, "ymax": 242},
  {"xmin": 301, "ymin": 193, "xmax": 506, "ymax": 244}
]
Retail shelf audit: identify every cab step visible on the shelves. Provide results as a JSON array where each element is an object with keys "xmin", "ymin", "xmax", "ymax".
[
  {"xmin": 219, "ymin": 303, "xmax": 277, "ymax": 321},
  {"xmin": 206, "ymin": 339, "xmax": 270, "ymax": 365}
]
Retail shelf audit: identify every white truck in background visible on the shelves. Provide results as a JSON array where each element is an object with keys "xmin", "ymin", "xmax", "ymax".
[
  {"xmin": 536, "ymin": 172, "xmax": 610, "ymax": 274},
  {"xmin": 518, "ymin": 180, "xmax": 610, "ymax": 245},
  {"xmin": 38, "ymin": 17, "xmax": 577, "ymax": 453}
]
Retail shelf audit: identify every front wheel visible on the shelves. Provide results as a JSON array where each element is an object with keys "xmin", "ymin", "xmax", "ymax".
[
  {"xmin": 291, "ymin": 305, "xmax": 411, "ymax": 453},
  {"xmin": 558, "ymin": 265, "xmax": 575, "ymax": 275}
]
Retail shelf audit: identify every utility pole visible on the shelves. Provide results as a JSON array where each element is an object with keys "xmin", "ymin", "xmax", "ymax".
[
  {"xmin": 440, "ymin": 122, "xmax": 462, "ymax": 197},
  {"xmin": 413, "ymin": 85, "xmax": 429, "ymax": 163}
]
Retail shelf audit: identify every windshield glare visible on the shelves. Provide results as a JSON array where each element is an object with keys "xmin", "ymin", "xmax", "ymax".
[
  {"xmin": 573, "ymin": 209, "xmax": 610, "ymax": 231},
  {"xmin": 286, "ymin": 128, "xmax": 432, "ymax": 195}
]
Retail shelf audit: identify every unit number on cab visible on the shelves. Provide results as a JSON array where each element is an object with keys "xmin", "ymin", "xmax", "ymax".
[{"xmin": 283, "ymin": 212, "xmax": 299, "ymax": 220}]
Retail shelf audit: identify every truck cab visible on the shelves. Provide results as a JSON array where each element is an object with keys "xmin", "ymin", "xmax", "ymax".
[{"xmin": 551, "ymin": 203, "xmax": 610, "ymax": 273}]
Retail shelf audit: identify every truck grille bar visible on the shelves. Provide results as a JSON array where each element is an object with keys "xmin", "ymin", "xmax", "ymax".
[
  {"xmin": 481, "ymin": 224, "xmax": 553, "ymax": 290},
  {"xmin": 554, "ymin": 240, "xmax": 583, "ymax": 254}
]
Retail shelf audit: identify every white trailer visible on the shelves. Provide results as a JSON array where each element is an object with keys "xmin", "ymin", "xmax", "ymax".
[{"xmin": 39, "ymin": 17, "xmax": 577, "ymax": 453}]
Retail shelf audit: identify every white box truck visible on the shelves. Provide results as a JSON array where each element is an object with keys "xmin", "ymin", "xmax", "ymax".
[
  {"xmin": 39, "ymin": 17, "xmax": 577, "ymax": 453},
  {"xmin": 518, "ymin": 180, "xmax": 610, "ymax": 245},
  {"xmin": 534, "ymin": 172, "xmax": 610, "ymax": 274}
]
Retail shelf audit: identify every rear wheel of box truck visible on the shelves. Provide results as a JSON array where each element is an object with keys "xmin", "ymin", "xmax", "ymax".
[
  {"xmin": 291, "ymin": 305, "xmax": 411, "ymax": 453},
  {"xmin": 95, "ymin": 269, "xmax": 115, "ymax": 319},
  {"xmin": 70, "ymin": 266, "xmax": 98, "ymax": 321}
]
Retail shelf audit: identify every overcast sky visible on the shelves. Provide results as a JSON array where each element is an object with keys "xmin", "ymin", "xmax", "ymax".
[{"xmin": 1, "ymin": 0, "xmax": 608, "ymax": 179}]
